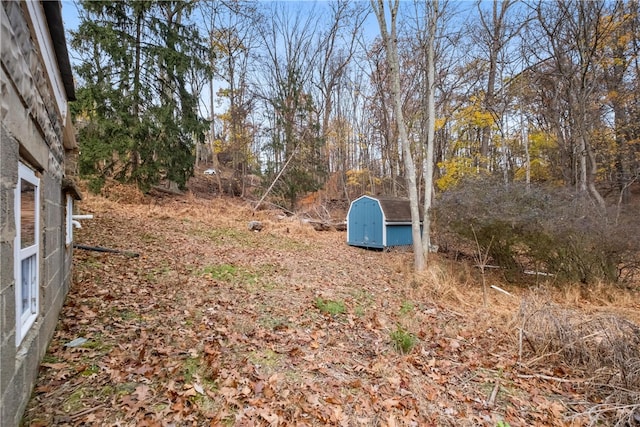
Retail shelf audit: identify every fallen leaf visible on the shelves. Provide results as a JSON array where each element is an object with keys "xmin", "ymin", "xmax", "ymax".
[
  {"xmin": 193, "ymin": 383, "xmax": 204, "ymax": 395},
  {"xmin": 134, "ymin": 384, "xmax": 151, "ymax": 401},
  {"xmin": 259, "ymin": 410, "xmax": 280, "ymax": 425},
  {"xmin": 182, "ymin": 387, "xmax": 197, "ymax": 397},
  {"xmin": 382, "ymin": 398, "xmax": 401, "ymax": 410},
  {"xmin": 306, "ymin": 393, "xmax": 321, "ymax": 406},
  {"xmin": 263, "ymin": 385, "xmax": 275, "ymax": 398},
  {"xmin": 40, "ymin": 363, "xmax": 68, "ymax": 370}
]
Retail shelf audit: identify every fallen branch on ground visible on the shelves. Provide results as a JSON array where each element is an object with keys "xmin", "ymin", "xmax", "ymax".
[{"xmin": 73, "ymin": 244, "xmax": 139, "ymax": 258}]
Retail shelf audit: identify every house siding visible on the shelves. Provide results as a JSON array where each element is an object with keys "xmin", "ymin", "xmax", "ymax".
[{"xmin": 1, "ymin": 1, "xmax": 75, "ymax": 426}]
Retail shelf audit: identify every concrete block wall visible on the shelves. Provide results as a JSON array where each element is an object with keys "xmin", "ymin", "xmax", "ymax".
[
  {"xmin": 0, "ymin": 126, "xmax": 19, "ymax": 425},
  {"xmin": 1, "ymin": 1, "xmax": 75, "ymax": 426}
]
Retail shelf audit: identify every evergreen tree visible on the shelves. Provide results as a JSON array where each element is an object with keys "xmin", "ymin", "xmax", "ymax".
[{"xmin": 71, "ymin": 0, "xmax": 209, "ymax": 191}]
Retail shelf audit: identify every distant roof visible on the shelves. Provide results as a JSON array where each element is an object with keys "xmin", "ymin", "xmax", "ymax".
[{"xmin": 368, "ymin": 196, "xmax": 422, "ymax": 223}]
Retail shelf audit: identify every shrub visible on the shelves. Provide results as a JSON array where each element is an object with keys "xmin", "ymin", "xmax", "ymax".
[{"xmin": 435, "ymin": 176, "xmax": 640, "ymax": 285}]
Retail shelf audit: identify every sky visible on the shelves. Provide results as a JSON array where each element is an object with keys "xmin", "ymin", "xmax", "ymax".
[
  {"xmin": 61, "ymin": 0, "xmax": 80, "ymax": 32},
  {"xmin": 56, "ymin": 0, "xmax": 479, "ymax": 121},
  {"xmin": 59, "ymin": 0, "xmax": 380, "ymax": 33},
  {"xmin": 57, "ymin": 0, "xmax": 380, "ymax": 118},
  {"xmin": 59, "ymin": 0, "xmax": 383, "ymax": 66}
]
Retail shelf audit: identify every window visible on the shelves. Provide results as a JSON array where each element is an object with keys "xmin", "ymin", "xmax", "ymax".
[
  {"xmin": 15, "ymin": 163, "xmax": 40, "ymax": 345},
  {"xmin": 65, "ymin": 194, "xmax": 73, "ymax": 246}
]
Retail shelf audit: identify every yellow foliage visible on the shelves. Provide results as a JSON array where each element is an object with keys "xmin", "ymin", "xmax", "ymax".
[
  {"xmin": 217, "ymin": 111, "xmax": 232, "ymax": 122},
  {"xmin": 436, "ymin": 157, "xmax": 476, "ymax": 191},
  {"xmin": 616, "ymin": 32, "xmax": 631, "ymax": 46},
  {"xmin": 514, "ymin": 158, "xmax": 551, "ymax": 183},
  {"xmin": 217, "ymin": 88, "xmax": 232, "ymax": 98},
  {"xmin": 77, "ymin": 109, "xmax": 92, "ymax": 121},
  {"xmin": 453, "ymin": 96, "xmax": 495, "ymax": 130},
  {"xmin": 528, "ymin": 131, "xmax": 556, "ymax": 155},
  {"xmin": 323, "ymin": 117, "xmax": 354, "ymax": 152},
  {"xmin": 470, "ymin": 110, "xmax": 494, "ymax": 128},
  {"xmin": 212, "ymin": 139, "xmax": 225, "ymax": 154},
  {"xmin": 346, "ymin": 169, "xmax": 381, "ymax": 187}
]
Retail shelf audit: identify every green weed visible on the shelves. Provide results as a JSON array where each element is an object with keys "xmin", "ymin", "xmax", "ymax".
[
  {"xmin": 314, "ymin": 297, "xmax": 346, "ymax": 316},
  {"xmin": 182, "ymin": 357, "xmax": 200, "ymax": 383},
  {"xmin": 139, "ymin": 232, "xmax": 159, "ymax": 243},
  {"xmin": 62, "ymin": 388, "xmax": 86, "ymax": 412},
  {"xmin": 201, "ymin": 264, "xmax": 240, "ymax": 281},
  {"xmin": 390, "ymin": 325, "xmax": 417, "ymax": 354},
  {"xmin": 81, "ymin": 365, "xmax": 100, "ymax": 376},
  {"xmin": 258, "ymin": 314, "xmax": 289, "ymax": 330},
  {"xmin": 248, "ymin": 349, "xmax": 281, "ymax": 369},
  {"xmin": 399, "ymin": 301, "xmax": 415, "ymax": 315}
]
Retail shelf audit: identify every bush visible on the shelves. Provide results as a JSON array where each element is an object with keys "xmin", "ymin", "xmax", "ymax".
[
  {"xmin": 86, "ymin": 175, "xmax": 105, "ymax": 194},
  {"xmin": 435, "ymin": 177, "xmax": 640, "ymax": 285}
]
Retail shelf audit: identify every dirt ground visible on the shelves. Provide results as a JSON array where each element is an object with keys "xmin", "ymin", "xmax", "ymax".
[{"xmin": 22, "ymin": 183, "xmax": 640, "ymax": 426}]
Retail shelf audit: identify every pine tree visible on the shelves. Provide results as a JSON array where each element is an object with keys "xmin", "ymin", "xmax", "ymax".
[{"xmin": 71, "ymin": 0, "xmax": 210, "ymax": 191}]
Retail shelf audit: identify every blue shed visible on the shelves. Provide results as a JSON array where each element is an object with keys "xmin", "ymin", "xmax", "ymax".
[{"xmin": 347, "ymin": 195, "xmax": 421, "ymax": 249}]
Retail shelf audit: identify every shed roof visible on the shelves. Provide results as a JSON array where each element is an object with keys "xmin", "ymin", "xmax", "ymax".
[{"xmin": 366, "ymin": 196, "xmax": 421, "ymax": 223}]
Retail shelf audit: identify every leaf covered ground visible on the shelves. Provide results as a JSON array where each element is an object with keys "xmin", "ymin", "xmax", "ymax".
[{"xmin": 23, "ymin": 188, "xmax": 640, "ymax": 426}]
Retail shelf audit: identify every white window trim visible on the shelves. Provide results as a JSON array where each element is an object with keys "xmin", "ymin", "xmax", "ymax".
[
  {"xmin": 15, "ymin": 163, "xmax": 40, "ymax": 346},
  {"xmin": 65, "ymin": 194, "xmax": 73, "ymax": 246}
]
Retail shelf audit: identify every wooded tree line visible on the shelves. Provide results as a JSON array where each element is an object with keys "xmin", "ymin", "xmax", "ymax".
[
  {"xmin": 71, "ymin": 1, "xmax": 640, "ymax": 240},
  {"xmin": 71, "ymin": 0, "xmax": 640, "ymax": 201}
]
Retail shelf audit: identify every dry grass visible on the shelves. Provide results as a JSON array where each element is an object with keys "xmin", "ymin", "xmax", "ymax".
[{"xmin": 519, "ymin": 294, "xmax": 640, "ymax": 425}]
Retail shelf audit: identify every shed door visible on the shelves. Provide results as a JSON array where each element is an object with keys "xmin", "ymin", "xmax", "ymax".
[{"xmin": 359, "ymin": 199, "xmax": 383, "ymax": 247}]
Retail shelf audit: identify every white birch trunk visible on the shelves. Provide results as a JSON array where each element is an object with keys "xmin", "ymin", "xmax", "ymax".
[
  {"xmin": 421, "ymin": 0, "xmax": 438, "ymax": 259},
  {"xmin": 372, "ymin": 0, "xmax": 425, "ymax": 271}
]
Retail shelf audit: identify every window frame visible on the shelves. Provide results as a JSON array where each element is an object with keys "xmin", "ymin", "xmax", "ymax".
[
  {"xmin": 14, "ymin": 162, "xmax": 40, "ymax": 346},
  {"xmin": 65, "ymin": 194, "xmax": 73, "ymax": 246}
]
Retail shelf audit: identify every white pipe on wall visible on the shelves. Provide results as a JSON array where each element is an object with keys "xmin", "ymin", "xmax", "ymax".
[{"xmin": 72, "ymin": 214, "xmax": 93, "ymax": 220}]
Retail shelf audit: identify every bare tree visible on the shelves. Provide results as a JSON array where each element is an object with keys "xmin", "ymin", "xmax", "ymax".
[
  {"xmin": 313, "ymin": 0, "xmax": 368, "ymax": 200},
  {"xmin": 532, "ymin": 0, "xmax": 614, "ymax": 211},
  {"xmin": 474, "ymin": 0, "xmax": 522, "ymax": 171},
  {"xmin": 601, "ymin": 1, "xmax": 636, "ymax": 205},
  {"xmin": 253, "ymin": 3, "xmax": 326, "ymax": 209},
  {"xmin": 213, "ymin": 2, "xmax": 260, "ymax": 195},
  {"xmin": 372, "ymin": 0, "xmax": 425, "ymax": 271},
  {"xmin": 419, "ymin": 0, "xmax": 439, "ymax": 258},
  {"xmin": 366, "ymin": 40, "xmax": 401, "ymax": 195}
]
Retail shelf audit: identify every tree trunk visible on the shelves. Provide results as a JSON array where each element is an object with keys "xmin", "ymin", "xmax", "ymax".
[
  {"xmin": 422, "ymin": 0, "xmax": 438, "ymax": 258},
  {"xmin": 210, "ymin": 34, "xmax": 223, "ymax": 194},
  {"xmin": 373, "ymin": 0, "xmax": 424, "ymax": 271}
]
